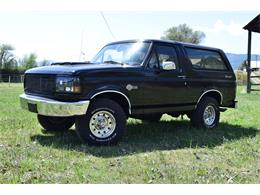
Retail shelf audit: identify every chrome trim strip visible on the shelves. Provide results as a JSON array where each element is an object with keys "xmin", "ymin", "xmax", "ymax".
[
  {"xmin": 90, "ymin": 90, "xmax": 131, "ymax": 114},
  {"xmin": 20, "ymin": 93, "xmax": 89, "ymax": 117},
  {"xmin": 196, "ymin": 89, "xmax": 223, "ymax": 106}
]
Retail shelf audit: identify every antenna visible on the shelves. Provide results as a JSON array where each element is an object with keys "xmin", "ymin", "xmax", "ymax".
[{"xmin": 100, "ymin": 11, "xmax": 116, "ymax": 41}]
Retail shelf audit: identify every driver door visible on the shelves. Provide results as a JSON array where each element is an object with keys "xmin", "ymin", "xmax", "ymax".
[{"xmin": 140, "ymin": 43, "xmax": 190, "ymax": 112}]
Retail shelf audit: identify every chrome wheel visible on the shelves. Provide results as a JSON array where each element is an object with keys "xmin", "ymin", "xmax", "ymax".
[
  {"xmin": 89, "ymin": 111, "xmax": 116, "ymax": 138},
  {"xmin": 203, "ymin": 105, "xmax": 216, "ymax": 126}
]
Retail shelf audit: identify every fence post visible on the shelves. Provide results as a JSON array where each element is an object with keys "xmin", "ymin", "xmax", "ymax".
[
  {"xmin": 247, "ymin": 30, "xmax": 252, "ymax": 93},
  {"xmin": 20, "ymin": 75, "xmax": 23, "ymax": 83},
  {"xmin": 8, "ymin": 75, "xmax": 11, "ymax": 87}
]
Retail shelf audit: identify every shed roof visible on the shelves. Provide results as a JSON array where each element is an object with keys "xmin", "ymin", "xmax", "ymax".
[{"xmin": 243, "ymin": 14, "xmax": 260, "ymax": 33}]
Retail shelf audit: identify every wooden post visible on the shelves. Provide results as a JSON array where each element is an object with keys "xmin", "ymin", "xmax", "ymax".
[
  {"xmin": 247, "ymin": 30, "xmax": 252, "ymax": 93},
  {"xmin": 8, "ymin": 75, "xmax": 11, "ymax": 87}
]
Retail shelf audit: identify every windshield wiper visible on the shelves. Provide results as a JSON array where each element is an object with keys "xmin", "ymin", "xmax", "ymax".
[{"xmin": 103, "ymin": 60, "xmax": 124, "ymax": 65}]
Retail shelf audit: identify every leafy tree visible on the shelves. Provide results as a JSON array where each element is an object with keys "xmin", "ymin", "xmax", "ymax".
[
  {"xmin": 0, "ymin": 44, "xmax": 17, "ymax": 81},
  {"xmin": 20, "ymin": 53, "xmax": 38, "ymax": 70},
  {"xmin": 161, "ymin": 24, "xmax": 205, "ymax": 44},
  {"xmin": 0, "ymin": 44, "xmax": 17, "ymax": 70}
]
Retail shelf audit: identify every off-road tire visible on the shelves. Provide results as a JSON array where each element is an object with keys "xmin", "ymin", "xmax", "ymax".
[
  {"xmin": 37, "ymin": 115, "xmax": 75, "ymax": 132},
  {"xmin": 75, "ymin": 98, "xmax": 126, "ymax": 146},
  {"xmin": 190, "ymin": 97, "xmax": 220, "ymax": 128}
]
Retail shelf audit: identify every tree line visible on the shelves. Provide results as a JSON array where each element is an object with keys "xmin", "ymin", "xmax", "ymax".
[{"xmin": 0, "ymin": 44, "xmax": 39, "ymax": 74}]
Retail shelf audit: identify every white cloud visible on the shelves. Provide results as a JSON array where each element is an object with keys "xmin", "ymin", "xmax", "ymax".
[
  {"xmin": 195, "ymin": 19, "xmax": 245, "ymax": 36},
  {"xmin": 214, "ymin": 20, "xmax": 244, "ymax": 36}
]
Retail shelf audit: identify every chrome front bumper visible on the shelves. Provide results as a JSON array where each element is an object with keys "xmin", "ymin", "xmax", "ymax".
[{"xmin": 20, "ymin": 93, "xmax": 89, "ymax": 117}]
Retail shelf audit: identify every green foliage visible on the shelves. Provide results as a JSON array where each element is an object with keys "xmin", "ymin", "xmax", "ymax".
[
  {"xmin": 0, "ymin": 44, "xmax": 17, "ymax": 70},
  {"xmin": 161, "ymin": 24, "xmax": 205, "ymax": 44},
  {"xmin": 0, "ymin": 84, "xmax": 259, "ymax": 183},
  {"xmin": 20, "ymin": 53, "xmax": 38, "ymax": 70},
  {"xmin": 0, "ymin": 43, "xmax": 39, "ymax": 72},
  {"xmin": 235, "ymin": 70, "xmax": 247, "ymax": 85}
]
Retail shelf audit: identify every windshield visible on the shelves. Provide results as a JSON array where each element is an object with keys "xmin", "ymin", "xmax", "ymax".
[{"xmin": 91, "ymin": 42, "xmax": 151, "ymax": 66}]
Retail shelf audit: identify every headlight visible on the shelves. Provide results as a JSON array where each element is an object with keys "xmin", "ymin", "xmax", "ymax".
[{"xmin": 56, "ymin": 76, "xmax": 81, "ymax": 93}]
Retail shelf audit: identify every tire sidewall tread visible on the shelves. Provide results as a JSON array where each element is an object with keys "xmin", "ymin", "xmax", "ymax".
[
  {"xmin": 191, "ymin": 97, "xmax": 220, "ymax": 129},
  {"xmin": 75, "ymin": 98, "xmax": 126, "ymax": 146}
]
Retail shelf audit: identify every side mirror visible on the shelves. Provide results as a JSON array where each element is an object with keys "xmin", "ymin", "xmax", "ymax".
[{"xmin": 161, "ymin": 61, "xmax": 176, "ymax": 71}]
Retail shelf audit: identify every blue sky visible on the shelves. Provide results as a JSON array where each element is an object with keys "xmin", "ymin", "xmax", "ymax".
[{"xmin": 0, "ymin": 11, "xmax": 260, "ymax": 61}]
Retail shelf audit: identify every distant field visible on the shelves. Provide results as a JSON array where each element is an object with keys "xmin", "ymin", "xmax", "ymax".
[{"xmin": 0, "ymin": 83, "xmax": 259, "ymax": 183}]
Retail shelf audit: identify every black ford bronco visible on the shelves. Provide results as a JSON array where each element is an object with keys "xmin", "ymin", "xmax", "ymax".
[{"xmin": 20, "ymin": 39, "xmax": 237, "ymax": 145}]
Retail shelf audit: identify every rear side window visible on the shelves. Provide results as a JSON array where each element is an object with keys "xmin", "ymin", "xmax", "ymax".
[{"xmin": 185, "ymin": 47, "xmax": 228, "ymax": 70}]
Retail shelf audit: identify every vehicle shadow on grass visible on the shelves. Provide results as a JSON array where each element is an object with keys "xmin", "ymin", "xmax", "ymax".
[{"xmin": 30, "ymin": 120, "xmax": 258, "ymax": 157}]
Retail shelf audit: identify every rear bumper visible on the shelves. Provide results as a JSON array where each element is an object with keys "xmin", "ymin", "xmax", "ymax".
[{"xmin": 20, "ymin": 93, "xmax": 89, "ymax": 117}]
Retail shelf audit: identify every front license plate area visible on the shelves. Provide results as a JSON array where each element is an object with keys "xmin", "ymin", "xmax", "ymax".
[{"xmin": 28, "ymin": 103, "xmax": 38, "ymax": 113}]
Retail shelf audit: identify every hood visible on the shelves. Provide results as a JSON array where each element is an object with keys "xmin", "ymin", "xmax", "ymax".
[{"xmin": 25, "ymin": 63, "xmax": 135, "ymax": 75}]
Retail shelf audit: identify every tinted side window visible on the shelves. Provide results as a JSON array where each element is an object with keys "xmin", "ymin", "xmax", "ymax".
[
  {"xmin": 147, "ymin": 45, "xmax": 178, "ymax": 70},
  {"xmin": 185, "ymin": 47, "xmax": 227, "ymax": 70},
  {"xmin": 147, "ymin": 51, "xmax": 159, "ymax": 69},
  {"xmin": 156, "ymin": 45, "xmax": 178, "ymax": 70}
]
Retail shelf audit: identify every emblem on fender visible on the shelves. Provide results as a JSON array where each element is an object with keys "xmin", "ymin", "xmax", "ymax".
[{"xmin": 126, "ymin": 84, "xmax": 138, "ymax": 91}]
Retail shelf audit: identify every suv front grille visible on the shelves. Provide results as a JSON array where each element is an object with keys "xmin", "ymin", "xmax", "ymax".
[{"xmin": 25, "ymin": 74, "xmax": 56, "ymax": 95}]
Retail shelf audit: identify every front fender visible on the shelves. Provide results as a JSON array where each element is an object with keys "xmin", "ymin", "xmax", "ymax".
[
  {"xmin": 83, "ymin": 85, "xmax": 132, "ymax": 114},
  {"xmin": 84, "ymin": 84, "xmax": 129, "ymax": 100}
]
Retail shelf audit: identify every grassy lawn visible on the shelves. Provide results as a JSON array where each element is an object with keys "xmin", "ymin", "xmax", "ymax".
[{"xmin": 0, "ymin": 83, "xmax": 259, "ymax": 183}]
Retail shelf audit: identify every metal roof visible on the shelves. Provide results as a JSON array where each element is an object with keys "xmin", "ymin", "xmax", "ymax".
[{"xmin": 243, "ymin": 14, "xmax": 260, "ymax": 33}]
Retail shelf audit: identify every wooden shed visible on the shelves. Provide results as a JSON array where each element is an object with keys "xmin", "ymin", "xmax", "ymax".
[{"xmin": 243, "ymin": 14, "xmax": 260, "ymax": 92}]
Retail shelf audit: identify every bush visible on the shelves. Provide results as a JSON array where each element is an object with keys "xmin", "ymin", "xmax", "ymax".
[{"xmin": 235, "ymin": 70, "xmax": 247, "ymax": 86}]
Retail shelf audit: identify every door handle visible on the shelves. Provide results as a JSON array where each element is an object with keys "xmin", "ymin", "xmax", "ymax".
[{"xmin": 178, "ymin": 75, "xmax": 186, "ymax": 79}]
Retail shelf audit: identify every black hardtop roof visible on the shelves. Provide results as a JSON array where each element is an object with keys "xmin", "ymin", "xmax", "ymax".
[{"xmin": 106, "ymin": 39, "xmax": 223, "ymax": 52}]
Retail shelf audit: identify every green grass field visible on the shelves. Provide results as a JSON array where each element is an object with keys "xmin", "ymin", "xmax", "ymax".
[{"xmin": 0, "ymin": 83, "xmax": 259, "ymax": 183}]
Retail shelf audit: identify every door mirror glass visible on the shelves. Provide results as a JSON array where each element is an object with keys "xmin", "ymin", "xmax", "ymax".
[{"xmin": 161, "ymin": 61, "xmax": 176, "ymax": 70}]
